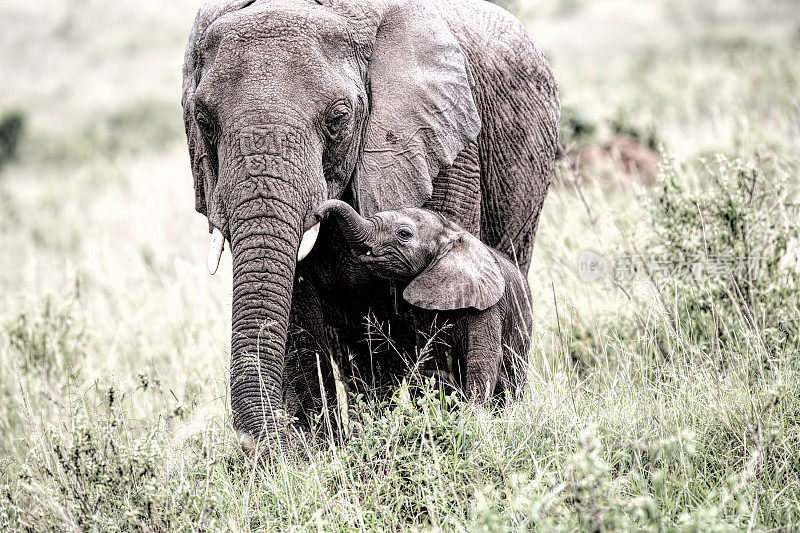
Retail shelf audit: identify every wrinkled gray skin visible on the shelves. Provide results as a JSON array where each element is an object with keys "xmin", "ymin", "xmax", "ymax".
[
  {"xmin": 182, "ymin": 0, "xmax": 559, "ymax": 445},
  {"xmin": 317, "ymin": 200, "xmax": 531, "ymax": 402}
]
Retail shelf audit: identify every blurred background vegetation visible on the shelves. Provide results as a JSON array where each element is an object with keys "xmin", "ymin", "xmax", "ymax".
[{"xmin": 1, "ymin": 0, "xmax": 800, "ymax": 530}]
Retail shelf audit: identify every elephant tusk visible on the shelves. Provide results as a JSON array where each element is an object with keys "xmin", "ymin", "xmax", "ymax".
[
  {"xmin": 207, "ymin": 228, "xmax": 224, "ymax": 275},
  {"xmin": 297, "ymin": 222, "xmax": 321, "ymax": 262}
]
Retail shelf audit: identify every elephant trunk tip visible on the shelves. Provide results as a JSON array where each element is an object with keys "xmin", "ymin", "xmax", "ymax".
[
  {"xmin": 314, "ymin": 199, "xmax": 374, "ymax": 250},
  {"xmin": 314, "ymin": 199, "xmax": 349, "ymax": 221}
]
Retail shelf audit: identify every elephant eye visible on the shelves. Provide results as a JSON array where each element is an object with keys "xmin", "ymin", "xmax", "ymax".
[
  {"xmin": 324, "ymin": 103, "xmax": 351, "ymax": 138},
  {"xmin": 195, "ymin": 109, "xmax": 216, "ymax": 142},
  {"xmin": 396, "ymin": 227, "xmax": 414, "ymax": 241}
]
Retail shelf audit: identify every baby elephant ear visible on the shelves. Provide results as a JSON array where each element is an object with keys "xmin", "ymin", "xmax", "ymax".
[{"xmin": 403, "ymin": 232, "xmax": 506, "ymax": 311}]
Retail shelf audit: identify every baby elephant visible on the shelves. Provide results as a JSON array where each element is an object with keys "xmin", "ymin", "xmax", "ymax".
[{"xmin": 316, "ymin": 200, "xmax": 532, "ymax": 403}]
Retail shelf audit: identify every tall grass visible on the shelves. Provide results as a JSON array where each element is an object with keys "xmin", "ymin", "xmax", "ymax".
[
  {"xmin": 3, "ymin": 155, "xmax": 800, "ymax": 530},
  {"xmin": 1, "ymin": 0, "xmax": 799, "ymax": 530}
]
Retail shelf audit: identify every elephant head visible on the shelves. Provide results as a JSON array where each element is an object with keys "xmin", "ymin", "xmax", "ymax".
[
  {"xmin": 316, "ymin": 200, "xmax": 505, "ymax": 311},
  {"xmin": 182, "ymin": 0, "xmax": 481, "ymax": 442}
]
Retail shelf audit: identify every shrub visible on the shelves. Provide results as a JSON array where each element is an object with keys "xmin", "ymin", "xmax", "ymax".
[
  {"xmin": 644, "ymin": 155, "xmax": 800, "ymax": 354},
  {"xmin": 0, "ymin": 110, "xmax": 25, "ymax": 169},
  {"xmin": 609, "ymin": 109, "xmax": 660, "ymax": 151},
  {"xmin": 560, "ymin": 105, "xmax": 598, "ymax": 153}
]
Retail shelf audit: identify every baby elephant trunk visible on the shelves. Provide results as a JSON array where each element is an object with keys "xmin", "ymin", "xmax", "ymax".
[{"xmin": 316, "ymin": 200, "xmax": 376, "ymax": 250}]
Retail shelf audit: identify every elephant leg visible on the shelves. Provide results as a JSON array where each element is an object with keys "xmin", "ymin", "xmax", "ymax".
[
  {"xmin": 460, "ymin": 311, "xmax": 504, "ymax": 405},
  {"xmin": 285, "ymin": 273, "xmax": 345, "ymax": 431},
  {"xmin": 498, "ymin": 319, "xmax": 530, "ymax": 401}
]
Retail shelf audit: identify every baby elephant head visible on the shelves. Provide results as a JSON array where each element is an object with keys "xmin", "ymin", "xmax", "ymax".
[{"xmin": 316, "ymin": 200, "xmax": 506, "ymax": 311}]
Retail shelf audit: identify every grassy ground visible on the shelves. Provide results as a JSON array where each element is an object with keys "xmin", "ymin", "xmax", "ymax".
[{"xmin": 1, "ymin": 0, "xmax": 800, "ymax": 530}]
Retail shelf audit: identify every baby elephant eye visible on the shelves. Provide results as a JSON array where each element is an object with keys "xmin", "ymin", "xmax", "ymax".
[{"xmin": 396, "ymin": 227, "xmax": 414, "ymax": 241}]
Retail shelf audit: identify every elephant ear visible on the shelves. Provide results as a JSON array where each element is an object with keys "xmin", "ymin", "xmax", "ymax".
[
  {"xmin": 182, "ymin": 0, "xmax": 256, "ymax": 220},
  {"xmin": 404, "ymin": 231, "xmax": 505, "ymax": 312},
  {"xmin": 350, "ymin": 0, "xmax": 482, "ymax": 216}
]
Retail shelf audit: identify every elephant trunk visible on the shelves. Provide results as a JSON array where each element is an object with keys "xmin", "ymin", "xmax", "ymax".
[
  {"xmin": 316, "ymin": 199, "xmax": 376, "ymax": 250},
  {"xmin": 229, "ymin": 201, "xmax": 300, "ymax": 444},
  {"xmin": 224, "ymin": 125, "xmax": 323, "ymax": 447}
]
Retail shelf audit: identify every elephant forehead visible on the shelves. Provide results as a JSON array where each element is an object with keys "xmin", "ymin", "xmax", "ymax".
[
  {"xmin": 205, "ymin": 1, "xmax": 355, "ymax": 57},
  {"xmin": 197, "ymin": 4, "xmax": 361, "ymax": 107},
  {"xmin": 398, "ymin": 208, "xmax": 444, "ymax": 227},
  {"xmin": 374, "ymin": 208, "xmax": 440, "ymax": 231}
]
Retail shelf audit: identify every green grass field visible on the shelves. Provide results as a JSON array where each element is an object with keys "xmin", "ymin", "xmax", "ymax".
[{"xmin": 1, "ymin": 0, "xmax": 800, "ymax": 530}]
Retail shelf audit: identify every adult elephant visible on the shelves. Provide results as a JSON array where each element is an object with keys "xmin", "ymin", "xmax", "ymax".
[{"xmin": 181, "ymin": 0, "xmax": 559, "ymax": 446}]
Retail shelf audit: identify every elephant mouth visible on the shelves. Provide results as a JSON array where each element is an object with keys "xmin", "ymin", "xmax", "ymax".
[
  {"xmin": 351, "ymin": 246, "xmax": 384, "ymax": 262},
  {"xmin": 353, "ymin": 247, "xmax": 374, "ymax": 259}
]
